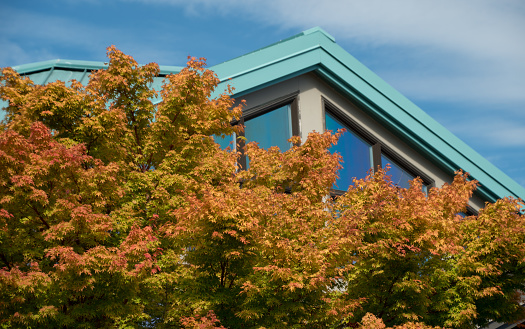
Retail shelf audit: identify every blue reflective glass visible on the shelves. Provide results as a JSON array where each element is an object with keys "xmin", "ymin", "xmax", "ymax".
[
  {"xmin": 381, "ymin": 154, "xmax": 414, "ymax": 190},
  {"xmin": 213, "ymin": 134, "xmax": 236, "ymax": 150},
  {"xmin": 245, "ymin": 105, "xmax": 292, "ymax": 151},
  {"xmin": 326, "ymin": 112, "xmax": 372, "ymax": 191}
]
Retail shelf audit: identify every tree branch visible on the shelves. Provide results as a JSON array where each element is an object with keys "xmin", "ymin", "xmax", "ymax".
[
  {"xmin": 29, "ymin": 203, "xmax": 50, "ymax": 229},
  {"xmin": 0, "ymin": 252, "xmax": 12, "ymax": 270}
]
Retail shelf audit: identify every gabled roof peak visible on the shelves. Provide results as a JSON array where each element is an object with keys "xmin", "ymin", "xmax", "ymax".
[
  {"xmin": 209, "ymin": 28, "xmax": 525, "ymax": 202},
  {"xmin": 301, "ymin": 27, "xmax": 336, "ymax": 42},
  {"xmin": 215, "ymin": 27, "xmax": 336, "ymax": 68}
]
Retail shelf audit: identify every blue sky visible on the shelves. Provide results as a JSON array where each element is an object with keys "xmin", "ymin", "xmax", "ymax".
[{"xmin": 1, "ymin": 0, "xmax": 524, "ymax": 189}]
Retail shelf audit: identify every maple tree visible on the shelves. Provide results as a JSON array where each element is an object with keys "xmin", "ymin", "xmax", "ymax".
[{"xmin": 1, "ymin": 47, "xmax": 524, "ymax": 329}]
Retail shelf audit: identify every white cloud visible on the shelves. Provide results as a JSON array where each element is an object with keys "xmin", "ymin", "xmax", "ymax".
[
  {"xmin": 455, "ymin": 119, "xmax": 525, "ymax": 148},
  {"xmin": 0, "ymin": 7, "xmax": 109, "ymax": 66},
  {"xmin": 381, "ymin": 67, "xmax": 525, "ymax": 105},
  {"xmin": 121, "ymin": 0, "xmax": 525, "ymax": 58},
  {"xmin": 0, "ymin": 5, "xmax": 185, "ymax": 67}
]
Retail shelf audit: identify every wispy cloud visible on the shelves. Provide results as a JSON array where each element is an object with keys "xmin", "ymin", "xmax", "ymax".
[
  {"xmin": 0, "ymin": 4, "xmax": 185, "ymax": 67},
  {"xmin": 449, "ymin": 117, "xmax": 525, "ymax": 148},
  {"xmin": 382, "ymin": 67, "xmax": 525, "ymax": 105},
  {"xmin": 0, "ymin": 6, "xmax": 110, "ymax": 65},
  {"xmin": 120, "ymin": 0, "xmax": 524, "ymax": 57}
]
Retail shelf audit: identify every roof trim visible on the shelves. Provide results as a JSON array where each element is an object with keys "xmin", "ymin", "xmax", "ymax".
[{"xmin": 12, "ymin": 59, "xmax": 182, "ymax": 76}]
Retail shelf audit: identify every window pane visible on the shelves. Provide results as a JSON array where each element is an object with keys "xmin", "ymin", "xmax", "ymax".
[
  {"xmin": 326, "ymin": 112, "xmax": 372, "ymax": 191},
  {"xmin": 245, "ymin": 104, "xmax": 292, "ymax": 151},
  {"xmin": 381, "ymin": 154, "xmax": 414, "ymax": 190},
  {"xmin": 213, "ymin": 134, "xmax": 236, "ymax": 150},
  {"xmin": 457, "ymin": 212, "xmax": 467, "ymax": 218}
]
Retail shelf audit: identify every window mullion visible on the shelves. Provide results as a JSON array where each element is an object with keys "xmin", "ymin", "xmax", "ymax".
[
  {"xmin": 291, "ymin": 98, "xmax": 300, "ymax": 144},
  {"xmin": 238, "ymin": 117, "xmax": 247, "ymax": 170},
  {"xmin": 372, "ymin": 143, "xmax": 382, "ymax": 173}
]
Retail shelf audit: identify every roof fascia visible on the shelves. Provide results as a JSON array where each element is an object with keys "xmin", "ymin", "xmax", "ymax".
[
  {"xmin": 210, "ymin": 28, "xmax": 525, "ymax": 201},
  {"xmin": 12, "ymin": 59, "xmax": 182, "ymax": 76},
  {"xmin": 13, "ymin": 60, "xmax": 108, "ymax": 74},
  {"xmin": 211, "ymin": 29, "xmax": 332, "ymax": 94}
]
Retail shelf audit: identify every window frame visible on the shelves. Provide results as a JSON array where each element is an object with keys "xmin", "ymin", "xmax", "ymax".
[
  {"xmin": 237, "ymin": 92, "xmax": 300, "ymax": 170},
  {"xmin": 322, "ymin": 98, "xmax": 434, "ymax": 195}
]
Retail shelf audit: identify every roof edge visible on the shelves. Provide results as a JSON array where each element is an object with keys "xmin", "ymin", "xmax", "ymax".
[
  {"xmin": 10, "ymin": 59, "xmax": 182, "ymax": 76},
  {"xmin": 302, "ymin": 27, "xmax": 336, "ymax": 42}
]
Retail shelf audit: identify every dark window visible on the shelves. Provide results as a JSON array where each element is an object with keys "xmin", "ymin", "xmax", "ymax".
[
  {"xmin": 214, "ymin": 93, "xmax": 300, "ymax": 169},
  {"xmin": 381, "ymin": 154, "xmax": 414, "ymax": 189},
  {"xmin": 214, "ymin": 134, "xmax": 236, "ymax": 150},
  {"xmin": 245, "ymin": 104, "xmax": 293, "ymax": 152},
  {"xmin": 457, "ymin": 206, "xmax": 478, "ymax": 218},
  {"xmin": 326, "ymin": 112, "xmax": 372, "ymax": 191},
  {"xmin": 324, "ymin": 99, "xmax": 433, "ymax": 193}
]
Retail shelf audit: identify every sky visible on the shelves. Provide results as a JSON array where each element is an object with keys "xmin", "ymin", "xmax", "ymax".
[{"xmin": 1, "ymin": 0, "xmax": 524, "ymax": 189}]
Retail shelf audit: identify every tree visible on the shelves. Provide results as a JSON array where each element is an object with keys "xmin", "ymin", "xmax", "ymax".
[{"xmin": 1, "ymin": 47, "xmax": 524, "ymax": 329}]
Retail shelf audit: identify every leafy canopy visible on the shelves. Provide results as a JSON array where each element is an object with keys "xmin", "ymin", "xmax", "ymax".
[{"xmin": 0, "ymin": 47, "xmax": 524, "ymax": 329}]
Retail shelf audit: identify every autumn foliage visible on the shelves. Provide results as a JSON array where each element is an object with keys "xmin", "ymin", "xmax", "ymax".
[{"xmin": 1, "ymin": 47, "xmax": 524, "ymax": 329}]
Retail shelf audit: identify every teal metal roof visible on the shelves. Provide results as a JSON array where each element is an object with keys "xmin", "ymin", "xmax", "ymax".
[
  {"xmin": 11, "ymin": 59, "xmax": 182, "ymax": 89},
  {"xmin": 4, "ymin": 27, "xmax": 525, "ymax": 202}
]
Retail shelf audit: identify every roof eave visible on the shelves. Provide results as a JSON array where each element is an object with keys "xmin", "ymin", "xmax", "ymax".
[{"xmin": 11, "ymin": 59, "xmax": 182, "ymax": 76}]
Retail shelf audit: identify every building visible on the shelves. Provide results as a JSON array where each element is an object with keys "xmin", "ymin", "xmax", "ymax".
[
  {"xmin": 3, "ymin": 26, "xmax": 524, "ymax": 328},
  {"xmin": 5, "ymin": 27, "xmax": 525, "ymax": 210}
]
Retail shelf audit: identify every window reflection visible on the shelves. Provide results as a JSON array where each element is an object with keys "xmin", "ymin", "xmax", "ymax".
[
  {"xmin": 381, "ymin": 154, "xmax": 413, "ymax": 189},
  {"xmin": 325, "ymin": 112, "xmax": 372, "ymax": 191},
  {"xmin": 214, "ymin": 134, "xmax": 236, "ymax": 151},
  {"xmin": 214, "ymin": 104, "xmax": 294, "ymax": 168},
  {"xmin": 324, "ymin": 102, "xmax": 432, "ymax": 193},
  {"xmin": 381, "ymin": 154, "xmax": 427, "ymax": 193},
  {"xmin": 245, "ymin": 104, "xmax": 292, "ymax": 151}
]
